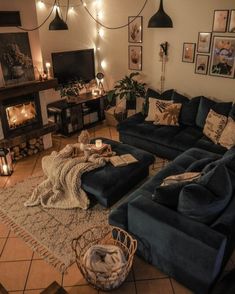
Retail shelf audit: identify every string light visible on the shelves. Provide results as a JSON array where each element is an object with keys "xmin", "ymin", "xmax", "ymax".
[
  {"xmin": 38, "ymin": 0, "xmax": 45, "ymax": 9},
  {"xmin": 98, "ymin": 28, "xmax": 104, "ymax": 37}
]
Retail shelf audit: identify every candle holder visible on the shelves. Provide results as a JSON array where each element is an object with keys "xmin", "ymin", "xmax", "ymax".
[{"xmin": 0, "ymin": 148, "xmax": 13, "ymax": 176}]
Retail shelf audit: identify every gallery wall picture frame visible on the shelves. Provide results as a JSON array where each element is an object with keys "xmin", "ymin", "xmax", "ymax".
[
  {"xmin": 128, "ymin": 45, "xmax": 142, "ymax": 71},
  {"xmin": 212, "ymin": 10, "xmax": 229, "ymax": 32},
  {"xmin": 182, "ymin": 43, "xmax": 196, "ymax": 63},
  {"xmin": 128, "ymin": 16, "xmax": 143, "ymax": 43},
  {"xmin": 209, "ymin": 35, "xmax": 235, "ymax": 79},
  {"xmin": 195, "ymin": 54, "xmax": 209, "ymax": 75},
  {"xmin": 197, "ymin": 32, "xmax": 212, "ymax": 53},
  {"xmin": 228, "ymin": 10, "xmax": 235, "ymax": 33}
]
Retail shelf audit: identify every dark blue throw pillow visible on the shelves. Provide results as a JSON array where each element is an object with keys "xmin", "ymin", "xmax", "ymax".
[
  {"xmin": 196, "ymin": 97, "xmax": 232, "ymax": 129},
  {"xmin": 153, "ymin": 182, "xmax": 186, "ymax": 208},
  {"xmin": 179, "ymin": 96, "xmax": 201, "ymax": 126},
  {"xmin": 178, "ymin": 164, "xmax": 232, "ymax": 224}
]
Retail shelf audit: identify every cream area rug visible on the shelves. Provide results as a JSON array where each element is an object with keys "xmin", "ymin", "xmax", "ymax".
[
  {"xmin": 0, "ymin": 158, "xmax": 168, "ymax": 273},
  {"xmin": 0, "ymin": 175, "xmax": 110, "ymax": 273}
]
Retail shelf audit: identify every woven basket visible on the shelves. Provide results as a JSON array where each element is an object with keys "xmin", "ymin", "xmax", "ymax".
[
  {"xmin": 105, "ymin": 106, "xmax": 127, "ymax": 127},
  {"xmin": 72, "ymin": 225, "xmax": 137, "ymax": 291}
]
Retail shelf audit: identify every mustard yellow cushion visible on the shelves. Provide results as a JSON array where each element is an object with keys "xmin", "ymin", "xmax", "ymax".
[
  {"xmin": 219, "ymin": 117, "xmax": 235, "ymax": 149},
  {"xmin": 203, "ymin": 109, "xmax": 227, "ymax": 143},
  {"xmin": 154, "ymin": 101, "xmax": 182, "ymax": 126}
]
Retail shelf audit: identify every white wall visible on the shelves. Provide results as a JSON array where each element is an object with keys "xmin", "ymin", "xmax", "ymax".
[
  {"xmin": 1, "ymin": 0, "xmax": 234, "ymax": 104},
  {"xmin": 99, "ymin": 0, "xmax": 235, "ymax": 101}
]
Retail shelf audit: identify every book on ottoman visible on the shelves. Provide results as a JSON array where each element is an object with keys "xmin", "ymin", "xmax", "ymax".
[{"xmin": 110, "ymin": 154, "xmax": 138, "ymax": 167}]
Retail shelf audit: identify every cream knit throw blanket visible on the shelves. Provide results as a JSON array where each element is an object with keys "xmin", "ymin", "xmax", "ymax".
[{"xmin": 24, "ymin": 144, "xmax": 107, "ymax": 210}]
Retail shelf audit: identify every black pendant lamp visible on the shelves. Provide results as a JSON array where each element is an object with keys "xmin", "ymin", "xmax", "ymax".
[
  {"xmin": 49, "ymin": 8, "xmax": 68, "ymax": 30},
  {"xmin": 148, "ymin": 0, "xmax": 173, "ymax": 28}
]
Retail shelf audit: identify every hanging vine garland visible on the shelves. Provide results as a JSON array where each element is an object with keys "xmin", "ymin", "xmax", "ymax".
[{"xmin": 80, "ymin": 0, "xmax": 148, "ymax": 30}]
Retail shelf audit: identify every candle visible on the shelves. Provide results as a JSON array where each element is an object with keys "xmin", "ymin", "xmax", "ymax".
[
  {"xmin": 45, "ymin": 62, "xmax": 51, "ymax": 79},
  {"xmin": 2, "ymin": 164, "xmax": 8, "ymax": 175},
  {"xmin": 95, "ymin": 139, "xmax": 102, "ymax": 148}
]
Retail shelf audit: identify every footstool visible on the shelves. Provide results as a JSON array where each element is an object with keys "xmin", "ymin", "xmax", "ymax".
[{"xmin": 81, "ymin": 138, "xmax": 155, "ymax": 207}]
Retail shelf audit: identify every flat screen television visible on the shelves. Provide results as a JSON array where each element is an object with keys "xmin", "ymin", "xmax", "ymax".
[{"xmin": 51, "ymin": 48, "xmax": 95, "ymax": 84}]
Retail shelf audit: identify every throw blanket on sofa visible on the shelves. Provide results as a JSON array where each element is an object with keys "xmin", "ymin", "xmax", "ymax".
[
  {"xmin": 24, "ymin": 144, "xmax": 107, "ymax": 210},
  {"xmin": 83, "ymin": 244, "xmax": 127, "ymax": 287}
]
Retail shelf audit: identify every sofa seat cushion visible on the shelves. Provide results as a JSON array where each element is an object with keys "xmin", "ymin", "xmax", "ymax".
[
  {"xmin": 119, "ymin": 121, "xmax": 205, "ymax": 150},
  {"xmin": 195, "ymin": 135, "xmax": 227, "ymax": 155}
]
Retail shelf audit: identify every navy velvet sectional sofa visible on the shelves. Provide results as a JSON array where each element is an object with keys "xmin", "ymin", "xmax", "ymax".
[{"xmin": 109, "ymin": 89, "xmax": 235, "ymax": 294}]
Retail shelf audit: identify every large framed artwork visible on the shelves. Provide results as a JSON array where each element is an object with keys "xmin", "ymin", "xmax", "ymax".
[
  {"xmin": 195, "ymin": 54, "xmax": 209, "ymax": 75},
  {"xmin": 182, "ymin": 43, "xmax": 196, "ymax": 63},
  {"xmin": 209, "ymin": 36, "xmax": 235, "ymax": 79},
  {"xmin": 212, "ymin": 10, "xmax": 229, "ymax": 32},
  {"xmin": 197, "ymin": 32, "xmax": 212, "ymax": 53},
  {"xmin": 128, "ymin": 16, "xmax": 143, "ymax": 43},
  {"xmin": 128, "ymin": 45, "xmax": 142, "ymax": 71},
  {"xmin": 0, "ymin": 32, "xmax": 34, "ymax": 85},
  {"xmin": 228, "ymin": 10, "xmax": 235, "ymax": 33}
]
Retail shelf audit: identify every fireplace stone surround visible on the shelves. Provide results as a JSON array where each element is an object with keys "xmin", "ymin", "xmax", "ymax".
[{"xmin": 0, "ymin": 79, "xmax": 58, "ymax": 158}]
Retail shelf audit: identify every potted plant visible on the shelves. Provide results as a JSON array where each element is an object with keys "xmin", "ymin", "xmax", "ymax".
[
  {"xmin": 60, "ymin": 80, "xmax": 85, "ymax": 102},
  {"xmin": 104, "ymin": 72, "xmax": 146, "ymax": 126},
  {"xmin": 107, "ymin": 72, "xmax": 146, "ymax": 110}
]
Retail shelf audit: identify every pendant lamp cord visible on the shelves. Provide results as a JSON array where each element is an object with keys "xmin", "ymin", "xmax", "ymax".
[
  {"xmin": 80, "ymin": 0, "xmax": 148, "ymax": 30},
  {"xmin": 16, "ymin": 0, "xmax": 148, "ymax": 31},
  {"xmin": 16, "ymin": 0, "xmax": 57, "ymax": 31}
]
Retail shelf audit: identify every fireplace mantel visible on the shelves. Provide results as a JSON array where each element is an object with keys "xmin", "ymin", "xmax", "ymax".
[{"xmin": 0, "ymin": 78, "xmax": 58, "ymax": 101}]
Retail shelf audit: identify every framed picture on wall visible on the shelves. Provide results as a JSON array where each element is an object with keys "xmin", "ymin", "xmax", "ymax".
[
  {"xmin": 195, "ymin": 54, "xmax": 209, "ymax": 75},
  {"xmin": 0, "ymin": 32, "xmax": 34, "ymax": 85},
  {"xmin": 128, "ymin": 16, "xmax": 143, "ymax": 43},
  {"xmin": 212, "ymin": 10, "xmax": 229, "ymax": 32},
  {"xmin": 209, "ymin": 36, "xmax": 235, "ymax": 79},
  {"xmin": 182, "ymin": 43, "xmax": 196, "ymax": 63},
  {"xmin": 197, "ymin": 32, "xmax": 212, "ymax": 53},
  {"xmin": 228, "ymin": 10, "xmax": 235, "ymax": 33},
  {"xmin": 128, "ymin": 45, "xmax": 142, "ymax": 71}
]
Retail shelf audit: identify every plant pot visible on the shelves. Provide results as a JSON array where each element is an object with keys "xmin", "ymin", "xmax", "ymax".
[
  {"xmin": 126, "ymin": 99, "xmax": 136, "ymax": 110},
  {"xmin": 11, "ymin": 65, "xmax": 24, "ymax": 79}
]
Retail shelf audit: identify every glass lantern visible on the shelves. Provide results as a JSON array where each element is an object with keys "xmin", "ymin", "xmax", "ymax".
[{"xmin": 0, "ymin": 148, "xmax": 13, "ymax": 176}]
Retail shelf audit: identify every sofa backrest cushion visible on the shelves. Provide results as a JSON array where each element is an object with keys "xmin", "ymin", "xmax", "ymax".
[
  {"xmin": 179, "ymin": 96, "xmax": 202, "ymax": 126},
  {"xmin": 178, "ymin": 164, "xmax": 232, "ymax": 224},
  {"xmin": 196, "ymin": 97, "xmax": 232, "ymax": 129}
]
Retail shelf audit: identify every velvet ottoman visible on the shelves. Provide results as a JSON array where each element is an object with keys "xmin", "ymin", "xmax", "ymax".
[{"xmin": 81, "ymin": 138, "xmax": 155, "ymax": 207}]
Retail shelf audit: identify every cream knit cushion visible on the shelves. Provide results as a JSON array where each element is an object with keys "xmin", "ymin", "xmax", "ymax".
[
  {"xmin": 219, "ymin": 117, "xmax": 235, "ymax": 149},
  {"xmin": 203, "ymin": 109, "xmax": 227, "ymax": 144},
  {"xmin": 145, "ymin": 97, "xmax": 172, "ymax": 121}
]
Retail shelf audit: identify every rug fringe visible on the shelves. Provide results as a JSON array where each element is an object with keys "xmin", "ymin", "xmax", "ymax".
[{"xmin": 0, "ymin": 210, "xmax": 68, "ymax": 274}]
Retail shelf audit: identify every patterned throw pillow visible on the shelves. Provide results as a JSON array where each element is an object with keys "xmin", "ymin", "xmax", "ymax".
[
  {"xmin": 203, "ymin": 109, "xmax": 227, "ymax": 144},
  {"xmin": 153, "ymin": 100, "xmax": 182, "ymax": 126},
  {"xmin": 161, "ymin": 172, "xmax": 201, "ymax": 186},
  {"xmin": 218, "ymin": 117, "xmax": 235, "ymax": 149},
  {"xmin": 145, "ymin": 97, "xmax": 172, "ymax": 121}
]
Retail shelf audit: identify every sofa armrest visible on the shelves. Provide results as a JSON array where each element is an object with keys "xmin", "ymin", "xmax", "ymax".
[
  {"xmin": 117, "ymin": 112, "xmax": 145, "ymax": 131},
  {"xmin": 128, "ymin": 195, "xmax": 227, "ymax": 293}
]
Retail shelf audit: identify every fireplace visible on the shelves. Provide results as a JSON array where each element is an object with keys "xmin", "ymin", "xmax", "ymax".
[{"xmin": 0, "ymin": 93, "xmax": 43, "ymax": 138}]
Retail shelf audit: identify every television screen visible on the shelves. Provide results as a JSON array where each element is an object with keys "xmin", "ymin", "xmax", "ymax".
[{"xmin": 51, "ymin": 48, "xmax": 95, "ymax": 84}]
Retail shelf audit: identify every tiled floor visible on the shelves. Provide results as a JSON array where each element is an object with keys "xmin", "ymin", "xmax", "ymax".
[{"xmin": 0, "ymin": 123, "xmax": 234, "ymax": 293}]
